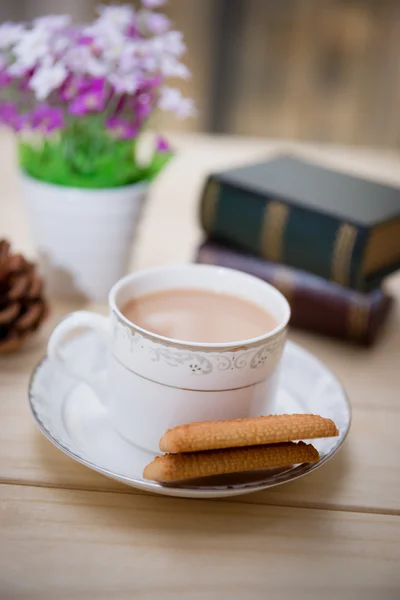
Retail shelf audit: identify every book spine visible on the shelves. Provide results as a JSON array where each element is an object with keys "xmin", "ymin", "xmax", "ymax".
[
  {"xmin": 199, "ymin": 176, "xmax": 370, "ymax": 291},
  {"xmin": 195, "ymin": 241, "xmax": 392, "ymax": 345}
]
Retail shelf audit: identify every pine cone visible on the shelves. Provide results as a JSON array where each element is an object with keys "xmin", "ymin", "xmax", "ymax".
[{"xmin": 0, "ymin": 240, "xmax": 49, "ymax": 353}]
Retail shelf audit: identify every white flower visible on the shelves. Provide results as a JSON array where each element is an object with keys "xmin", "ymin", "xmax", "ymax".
[
  {"xmin": 29, "ymin": 59, "xmax": 67, "ymax": 100},
  {"xmin": 85, "ymin": 20, "xmax": 127, "ymax": 62},
  {"xmin": 135, "ymin": 39, "xmax": 159, "ymax": 71},
  {"xmin": 141, "ymin": 53, "xmax": 158, "ymax": 72},
  {"xmin": 14, "ymin": 28, "xmax": 51, "ymax": 69},
  {"xmin": 108, "ymin": 71, "xmax": 140, "ymax": 94},
  {"xmin": 158, "ymin": 86, "xmax": 181, "ymax": 111},
  {"xmin": 158, "ymin": 86, "xmax": 195, "ymax": 118},
  {"xmin": 160, "ymin": 56, "xmax": 190, "ymax": 79},
  {"xmin": 148, "ymin": 37, "xmax": 165, "ymax": 54},
  {"xmin": 65, "ymin": 46, "xmax": 108, "ymax": 77},
  {"xmin": 7, "ymin": 62, "xmax": 26, "ymax": 77},
  {"xmin": 139, "ymin": 36, "xmax": 174, "ymax": 72},
  {"xmin": 96, "ymin": 5, "xmax": 135, "ymax": 30},
  {"xmin": 0, "ymin": 22, "xmax": 25, "ymax": 49},
  {"xmin": 142, "ymin": 0, "xmax": 167, "ymax": 8},
  {"xmin": 86, "ymin": 57, "xmax": 108, "ymax": 77},
  {"xmin": 139, "ymin": 38, "xmax": 162, "ymax": 70},
  {"xmin": 175, "ymin": 97, "xmax": 196, "ymax": 118},
  {"xmin": 142, "ymin": 31, "xmax": 186, "ymax": 65},
  {"xmin": 101, "ymin": 30, "xmax": 126, "ymax": 61},
  {"xmin": 52, "ymin": 34, "xmax": 71, "ymax": 56},
  {"xmin": 162, "ymin": 31, "xmax": 186, "ymax": 57},
  {"xmin": 118, "ymin": 42, "xmax": 139, "ymax": 72},
  {"xmin": 34, "ymin": 15, "xmax": 71, "ymax": 31},
  {"xmin": 84, "ymin": 19, "xmax": 117, "ymax": 40},
  {"xmin": 144, "ymin": 12, "xmax": 170, "ymax": 34}
]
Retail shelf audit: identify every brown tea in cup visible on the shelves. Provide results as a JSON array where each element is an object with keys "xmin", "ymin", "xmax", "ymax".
[{"xmin": 121, "ymin": 288, "xmax": 276, "ymax": 343}]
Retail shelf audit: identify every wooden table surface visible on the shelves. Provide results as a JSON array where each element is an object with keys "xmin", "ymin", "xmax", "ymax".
[{"xmin": 0, "ymin": 131, "xmax": 399, "ymax": 600}]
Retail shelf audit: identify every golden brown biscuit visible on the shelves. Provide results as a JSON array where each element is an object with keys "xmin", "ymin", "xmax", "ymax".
[
  {"xmin": 143, "ymin": 441, "xmax": 320, "ymax": 482},
  {"xmin": 159, "ymin": 413, "xmax": 338, "ymax": 453}
]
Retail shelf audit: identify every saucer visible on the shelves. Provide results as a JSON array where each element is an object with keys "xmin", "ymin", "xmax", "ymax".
[{"xmin": 28, "ymin": 332, "xmax": 351, "ymax": 499}]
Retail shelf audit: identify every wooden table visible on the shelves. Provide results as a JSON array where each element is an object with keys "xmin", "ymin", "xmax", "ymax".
[{"xmin": 0, "ymin": 131, "xmax": 399, "ymax": 600}]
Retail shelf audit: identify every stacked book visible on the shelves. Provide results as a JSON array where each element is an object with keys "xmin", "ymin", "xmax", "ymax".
[{"xmin": 195, "ymin": 155, "xmax": 400, "ymax": 345}]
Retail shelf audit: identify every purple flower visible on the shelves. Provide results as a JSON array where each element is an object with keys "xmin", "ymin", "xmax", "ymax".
[
  {"xmin": 155, "ymin": 135, "xmax": 170, "ymax": 152},
  {"xmin": 13, "ymin": 113, "xmax": 29, "ymax": 132},
  {"xmin": 0, "ymin": 102, "xmax": 17, "ymax": 129},
  {"xmin": 78, "ymin": 35, "xmax": 94, "ymax": 46},
  {"xmin": 31, "ymin": 104, "xmax": 64, "ymax": 132},
  {"xmin": 0, "ymin": 7, "xmax": 193, "ymax": 139},
  {"xmin": 114, "ymin": 94, "xmax": 127, "ymax": 114},
  {"xmin": 69, "ymin": 77, "xmax": 107, "ymax": 115},
  {"xmin": 134, "ymin": 76, "xmax": 162, "ymax": 102},
  {"xmin": 126, "ymin": 23, "xmax": 138, "ymax": 38},
  {"xmin": 0, "ymin": 103, "xmax": 29, "ymax": 132},
  {"xmin": 0, "ymin": 69, "xmax": 11, "ymax": 88},
  {"xmin": 134, "ymin": 92, "xmax": 153, "ymax": 121},
  {"xmin": 59, "ymin": 74, "xmax": 86, "ymax": 101},
  {"xmin": 18, "ymin": 68, "xmax": 35, "ymax": 92},
  {"xmin": 144, "ymin": 75, "xmax": 163, "ymax": 89},
  {"xmin": 106, "ymin": 115, "xmax": 137, "ymax": 140}
]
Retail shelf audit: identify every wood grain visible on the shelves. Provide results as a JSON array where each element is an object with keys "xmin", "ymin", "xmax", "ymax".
[
  {"xmin": 1, "ymin": 365, "xmax": 399, "ymax": 513},
  {"xmin": 0, "ymin": 483, "xmax": 399, "ymax": 600},
  {"xmin": 0, "ymin": 131, "xmax": 399, "ymax": 598},
  {"xmin": 219, "ymin": 0, "xmax": 400, "ymax": 148}
]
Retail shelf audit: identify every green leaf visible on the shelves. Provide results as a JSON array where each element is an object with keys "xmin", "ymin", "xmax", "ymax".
[
  {"xmin": 146, "ymin": 151, "xmax": 174, "ymax": 181},
  {"xmin": 18, "ymin": 121, "xmax": 174, "ymax": 189}
]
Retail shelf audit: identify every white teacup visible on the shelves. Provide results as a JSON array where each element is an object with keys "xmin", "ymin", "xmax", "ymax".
[{"xmin": 48, "ymin": 264, "xmax": 290, "ymax": 453}]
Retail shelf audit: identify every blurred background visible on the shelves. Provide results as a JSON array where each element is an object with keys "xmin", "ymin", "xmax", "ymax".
[{"xmin": 1, "ymin": 0, "xmax": 399, "ymax": 148}]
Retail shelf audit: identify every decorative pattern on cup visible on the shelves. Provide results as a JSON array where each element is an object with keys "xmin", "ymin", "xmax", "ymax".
[{"xmin": 112, "ymin": 312, "xmax": 287, "ymax": 376}]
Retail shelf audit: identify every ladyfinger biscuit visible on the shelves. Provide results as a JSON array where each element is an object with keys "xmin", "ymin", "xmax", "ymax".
[
  {"xmin": 159, "ymin": 414, "xmax": 338, "ymax": 453},
  {"xmin": 143, "ymin": 441, "xmax": 320, "ymax": 482}
]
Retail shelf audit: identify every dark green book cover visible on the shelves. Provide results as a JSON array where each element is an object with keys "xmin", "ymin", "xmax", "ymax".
[{"xmin": 199, "ymin": 155, "xmax": 400, "ymax": 290}]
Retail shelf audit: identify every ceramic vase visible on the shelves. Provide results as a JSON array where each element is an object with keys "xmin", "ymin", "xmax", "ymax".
[{"xmin": 20, "ymin": 173, "xmax": 148, "ymax": 302}]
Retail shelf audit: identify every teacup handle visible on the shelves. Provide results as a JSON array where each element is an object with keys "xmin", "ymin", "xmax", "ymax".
[{"xmin": 48, "ymin": 311, "xmax": 111, "ymax": 404}]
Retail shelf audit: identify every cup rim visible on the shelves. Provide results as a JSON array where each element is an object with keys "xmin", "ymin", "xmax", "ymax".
[{"xmin": 109, "ymin": 264, "xmax": 290, "ymax": 350}]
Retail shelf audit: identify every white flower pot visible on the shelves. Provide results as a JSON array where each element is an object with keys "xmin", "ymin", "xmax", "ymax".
[{"xmin": 20, "ymin": 173, "xmax": 148, "ymax": 302}]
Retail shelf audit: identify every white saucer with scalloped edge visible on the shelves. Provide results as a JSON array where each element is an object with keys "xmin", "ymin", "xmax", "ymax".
[{"xmin": 28, "ymin": 331, "xmax": 351, "ymax": 499}]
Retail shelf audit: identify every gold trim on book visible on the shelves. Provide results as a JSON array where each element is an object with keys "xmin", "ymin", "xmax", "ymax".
[
  {"xmin": 331, "ymin": 223, "xmax": 358, "ymax": 286},
  {"xmin": 362, "ymin": 218, "xmax": 400, "ymax": 276},
  {"xmin": 201, "ymin": 179, "xmax": 220, "ymax": 235},
  {"xmin": 261, "ymin": 201, "xmax": 289, "ymax": 262},
  {"xmin": 347, "ymin": 300, "xmax": 370, "ymax": 340}
]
